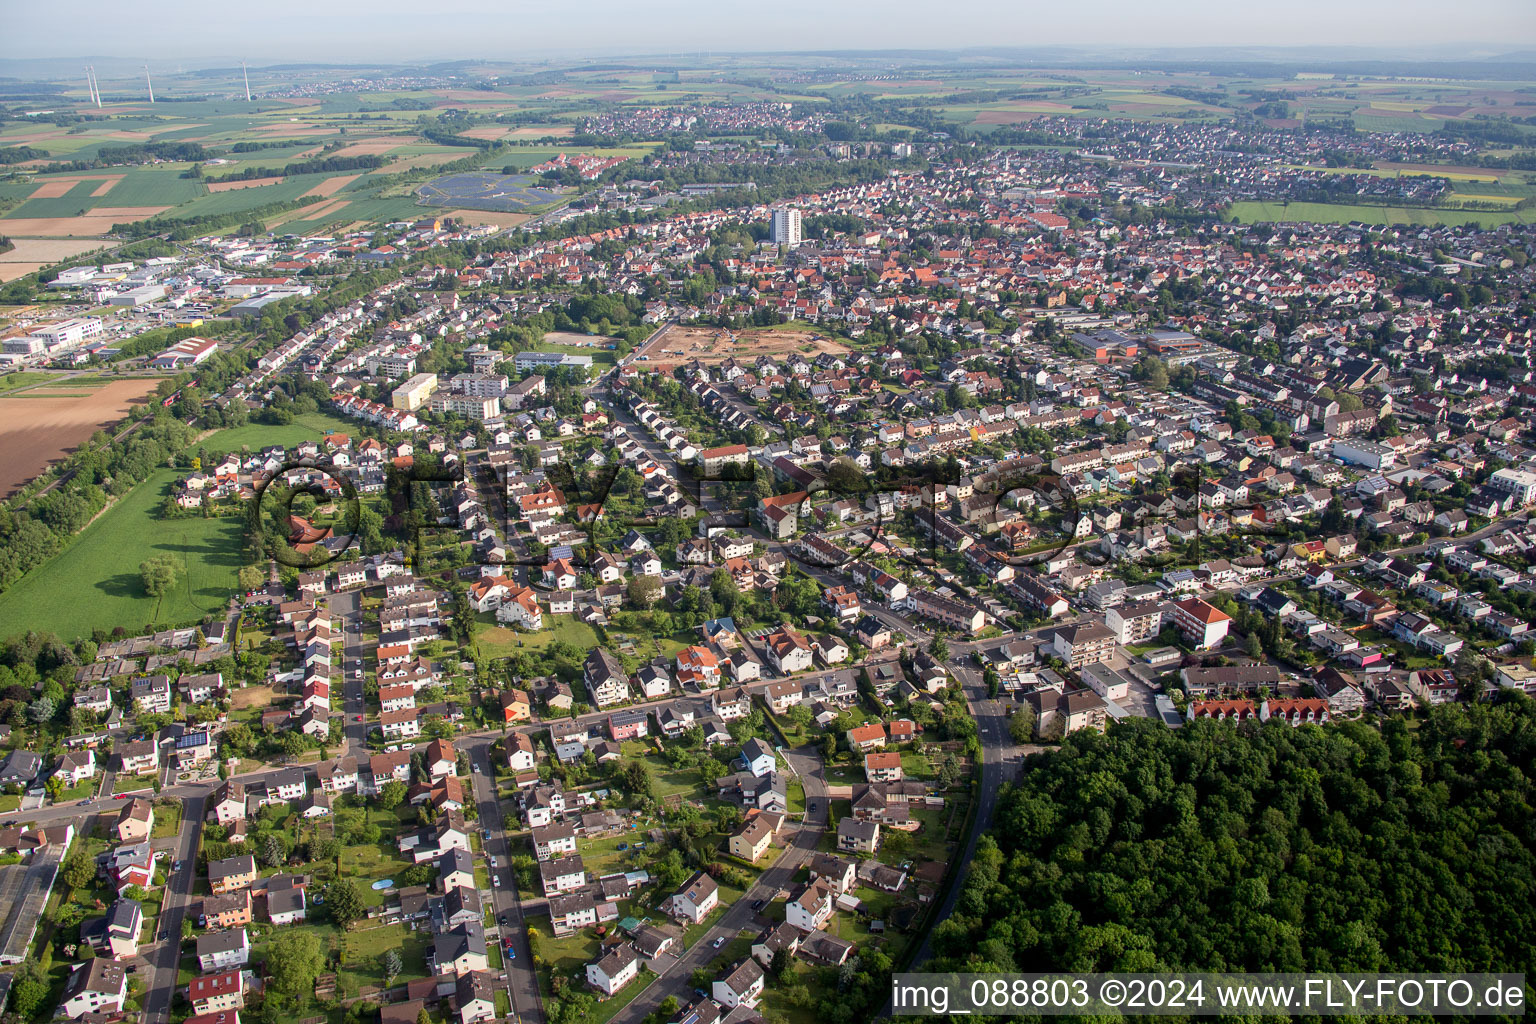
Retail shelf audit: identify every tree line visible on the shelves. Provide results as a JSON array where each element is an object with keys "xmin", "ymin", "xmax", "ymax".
[
  {"xmin": 38, "ymin": 140, "xmax": 210, "ymax": 173},
  {"xmin": 199, "ymin": 152, "xmax": 388, "ymax": 183},
  {"xmin": 0, "ymin": 145, "xmax": 47, "ymax": 164}
]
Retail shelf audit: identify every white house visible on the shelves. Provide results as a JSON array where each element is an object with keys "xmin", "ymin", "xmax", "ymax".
[
  {"xmin": 586, "ymin": 944, "xmax": 640, "ymax": 996},
  {"xmin": 713, "ymin": 958, "xmax": 765, "ymax": 1009},
  {"xmin": 669, "ymin": 871, "xmax": 719, "ymax": 924}
]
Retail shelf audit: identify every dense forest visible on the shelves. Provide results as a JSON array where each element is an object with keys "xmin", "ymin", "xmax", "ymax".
[{"xmin": 930, "ymin": 703, "xmax": 1536, "ymax": 987}]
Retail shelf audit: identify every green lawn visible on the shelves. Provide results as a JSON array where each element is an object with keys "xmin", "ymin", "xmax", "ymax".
[
  {"xmin": 0, "ymin": 371, "xmax": 63, "ymax": 394},
  {"xmin": 0, "ymin": 467, "xmax": 244, "ymax": 641},
  {"xmin": 200, "ymin": 410, "xmax": 359, "ymax": 454},
  {"xmin": 899, "ymin": 751, "xmax": 938, "ymax": 781},
  {"xmin": 824, "ymin": 763, "xmax": 864, "ymax": 784},
  {"xmin": 337, "ymin": 922, "xmax": 431, "ymax": 995},
  {"xmin": 579, "ymin": 834, "xmax": 650, "ymax": 879},
  {"xmin": 535, "ymin": 928, "xmax": 602, "ymax": 987},
  {"xmin": 151, "ymin": 801, "xmax": 183, "ymax": 838},
  {"xmin": 527, "ymin": 342, "xmax": 617, "ymax": 366},
  {"xmin": 56, "ymin": 778, "xmax": 100, "ymax": 803},
  {"xmin": 906, "ymin": 807, "xmax": 955, "ymax": 864},
  {"xmin": 474, "ymin": 613, "xmax": 601, "ymax": 659},
  {"xmin": 114, "ymin": 774, "xmax": 156, "ymax": 795},
  {"xmin": 644, "ymin": 758, "xmax": 705, "ymax": 799},
  {"xmin": 338, "ymin": 841, "xmax": 416, "ymax": 906}
]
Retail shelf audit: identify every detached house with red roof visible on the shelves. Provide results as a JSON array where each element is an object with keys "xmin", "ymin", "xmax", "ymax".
[{"xmin": 676, "ymin": 645, "xmax": 721, "ymax": 688}]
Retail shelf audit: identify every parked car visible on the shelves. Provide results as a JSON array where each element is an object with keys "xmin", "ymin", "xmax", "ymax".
[
  {"xmin": 492, "ymin": 875, "xmax": 500, "ymax": 886},
  {"xmin": 711, "ymin": 936, "xmax": 725, "ymax": 949}
]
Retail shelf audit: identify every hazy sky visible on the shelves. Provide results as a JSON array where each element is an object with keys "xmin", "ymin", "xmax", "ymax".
[{"xmin": 5, "ymin": 0, "xmax": 1534, "ymax": 63}]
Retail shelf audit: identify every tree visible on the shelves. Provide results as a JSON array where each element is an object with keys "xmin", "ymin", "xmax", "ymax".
[
  {"xmin": 27, "ymin": 696, "xmax": 55, "ymax": 723},
  {"xmin": 628, "ymin": 575, "xmax": 662, "ymax": 609},
  {"xmin": 327, "ymin": 878, "xmax": 367, "ymax": 926},
  {"xmin": 64, "ymin": 853, "xmax": 96, "ymax": 890},
  {"xmin": 139, "ymin": 555, "xmax": 182, "ymax": 597},
  {"xmin": 266, "ymin": 930, "xmax": 324, "ymax": 1001},
  {"xmin": 940, "ymin": 703, "xmax": 1536, "ymax": 984},
  {"xmin": 9, "ymin": 960, "xmax": 50, "ymax": 1017},
  {"xmin": 1008, "ymin": 707, "xmax": 1036, "ymax": 745},
  {"xmin": 259, "ymin": 833, "xmax": 286, "ymax": 868},
  {"xmin": 380, "ymin": 948, "xmax": 403, "ymax": 985},
  {"xmin": 378, "ymin": 779, "xmax": 408, "ymax": 809},
  {"xmin": 237, "ymin": 564, "xmax": 266, "ymax": 592},
  {"xmin": 618, "ymin": 759, "xmax": 654, "ymax": 798},
  {"xmin": 927, "ymin": 637, "xmax": 950, "ymax": 662},
  {"xmin": 769, "ymin": 948, "xmax": 793, "ymax": 978}
]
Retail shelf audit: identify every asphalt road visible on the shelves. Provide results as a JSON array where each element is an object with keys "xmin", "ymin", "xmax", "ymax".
[
  {"xmin": 140, "ymin": 795, "xmax": 206, "ymax": 1024},
  {"xmin": 466, "ymin": 738, "xmax": 545, "ymax": 1024},
  {"xmin": 331, "ymin": 589, "xmax": 367, "ymax": 757}
]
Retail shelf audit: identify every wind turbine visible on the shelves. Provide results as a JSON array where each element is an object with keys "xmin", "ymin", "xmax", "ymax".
[
  {"xmin": 144, "ymin": 65, "xmax": 155, "ymax": 103},
  {"xmin": 83, "ymin": 67, "xmax": 96, "ymax": 106},
  {"xmin": 241, "ymin": 61, "xmax": 252, "ymax": 102},
  {"xmin": 90, "ymin": 66, "xmax": 102, "ymax": 106}
]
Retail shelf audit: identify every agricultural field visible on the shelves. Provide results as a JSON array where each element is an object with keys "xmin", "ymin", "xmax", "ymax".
[
  {"xmin": 1227, "ymin": 200, "xmax": 1536, "ymax": 228},
  {"xmin": 0, "ymin": 375, "xmax": 158, "ymax": 496},
  {"xmin": 0, "ymin": 95, "xmax": 643, "ymax": 241},
  {"xmin": 194, "ymin": 409, "xmax": 360, "ymax": 454}
]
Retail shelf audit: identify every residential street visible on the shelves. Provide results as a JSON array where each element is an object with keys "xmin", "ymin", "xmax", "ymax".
[
  {"xmin": 464, "ymin": 737, "xmax": 546, "ymax": 1024},
  {"xmin": 617, "ymin": 741, "xmax": 829, "ymax": 1024},
  {"xmin": 331, "ymin": 588, "xmax": 367, "ymax": 757},
  {"xmin": 139, "ymin": 795, "xmax": 205, "ymax": 1024}
]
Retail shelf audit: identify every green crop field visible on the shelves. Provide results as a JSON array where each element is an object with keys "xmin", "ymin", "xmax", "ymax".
[
  {"xmin": 0, "ymin": 467, "xmax": 244, "ymax": 640},
  {"xmin": 173, "ymin": 175, "xmax": 332, "ymax": 217},
  {"xmin": 96, "ymin": 168, "xmax": 208, "ymax": 206},
  {"xmin": 1227, "ymin": 200, "xmax": 1536, "ymax": 228}
]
